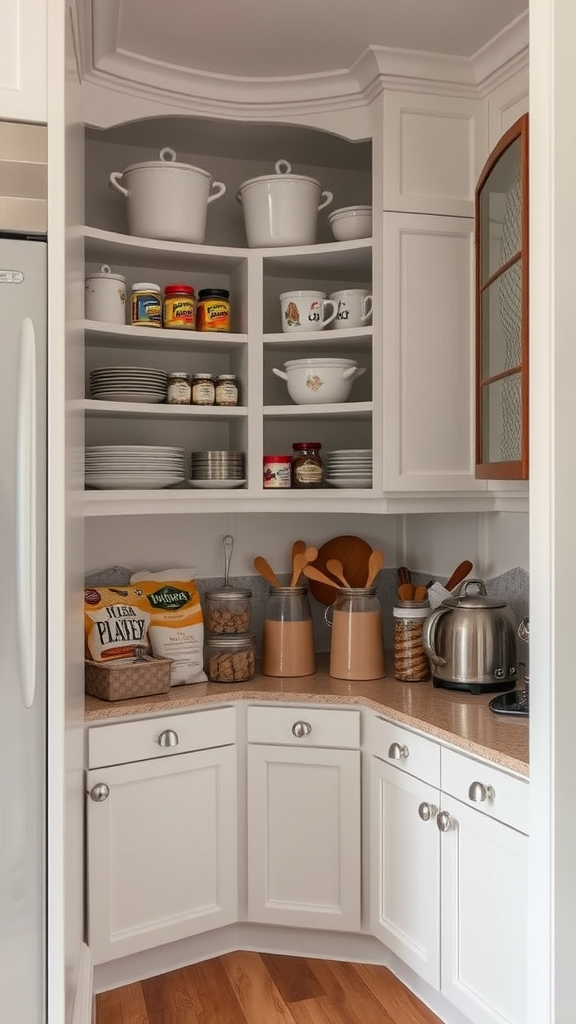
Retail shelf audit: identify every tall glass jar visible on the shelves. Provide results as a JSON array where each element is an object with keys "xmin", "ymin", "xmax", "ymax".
[
  {"xmin": 261, "ymin": 586, "xmax": 315, "ymax": 677},
  {"xmin": 393, "ymin": 601, "xmax": 431, "ymax": 682},
  {"xmin": 328, "ymin": 587, "xmax": 385, "ymax": 680}
]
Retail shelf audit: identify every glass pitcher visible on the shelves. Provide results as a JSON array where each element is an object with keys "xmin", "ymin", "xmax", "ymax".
[
  {"xmin": 327, "ymin": 586, "xmax": 385, "ymax": 680},
  {"xmin": 261, "ymin": 586, "xmax": 316, "ymax": 677}
]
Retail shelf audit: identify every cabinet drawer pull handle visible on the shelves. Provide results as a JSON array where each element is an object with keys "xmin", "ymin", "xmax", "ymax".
[
  {"xmin": 388, "ymin": 742, "xmax": 409, "ymax": 760},
  {"xmin": 468, "ymin": 781, "xmax": 495, "ymax": 803},
  {"xmin": 436, "ymin": 810, "xmax": 454, "ymax": 832},
  {"xmin": 157, "ymin": 729, "xmax": 179, "ymax": 748},
  {"xmin": 418, "ymin": 801, "xmax": 438, "ymax": 822},
  {"xmin": 292, "ymin": 721, "xmax": 312, "ymax": 738},
  {"xmin": 90, "ymin": 783, "xmax": 110, "ymax": 802}
]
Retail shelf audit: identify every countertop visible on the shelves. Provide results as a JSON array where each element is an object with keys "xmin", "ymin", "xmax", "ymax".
[{"xmin": 85, "ymin": 657, "xmax": 529, "ymax": 777}]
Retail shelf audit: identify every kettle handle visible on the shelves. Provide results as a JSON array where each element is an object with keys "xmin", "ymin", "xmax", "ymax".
[{"xmin": 421, "ymin": 605, "xmax": 451, "ymax": 667}]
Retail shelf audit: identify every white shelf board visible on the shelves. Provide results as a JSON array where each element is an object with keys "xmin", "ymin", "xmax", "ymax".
[
  {"xmin": 263, "ymin": 401, "xmax": 372, "ymax": 420},
  {"xmin": 84, "ymin": 226, "xmax": 247, "ymax": 273},
  {"xmin": 84, "ymin": 399, "xmax": 247, "ymax": 419},
  {"xmin": 83, "ymin": 320, "xmax": 247, "ymax": 353},
  {"xmin": 263, "ymin": 327, "xmax": 372, "ymax": 353},
  {"xmin": 83, "ymin": 487, "xmax": 384, "ymax": 517}
]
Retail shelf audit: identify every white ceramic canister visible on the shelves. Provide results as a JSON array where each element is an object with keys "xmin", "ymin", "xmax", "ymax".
[
  {"xmin": 109, "ymin": 148, "xmax": 226, "ymax": 244},
  {"xmin": 237, "ymin": 159, "xmax": 333, "ymax": 248},
  {"xmin": 85, "ymin": 264, "xmax": 126, "ymax": 325},
  {"xmin": 329, "ymin": 288, "xmax": 373, "ymax": 329}
]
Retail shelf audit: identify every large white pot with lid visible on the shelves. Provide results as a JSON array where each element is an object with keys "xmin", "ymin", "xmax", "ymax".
[
  {"xmin": 109, "ymin": 148, "xmax": 226, "ymax": 244},
  {"xmin": 237, "ymin": 159, "xmax": 333, "ymax": 248}
]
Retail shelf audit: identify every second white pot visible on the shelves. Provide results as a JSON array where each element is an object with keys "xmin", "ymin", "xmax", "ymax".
[{"xmin": 272, "ymin": 357, "xmax": 366, "ymax": 405}]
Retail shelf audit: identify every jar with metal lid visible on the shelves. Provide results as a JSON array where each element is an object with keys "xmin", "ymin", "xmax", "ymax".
[
  {"xmin": 166, "ymin": 372, "xmax": 192, "ymax": 405},
  {"xmin": 261, "ymin": 585, "xmax": 315, "ymax": 677},
  {"xmin": 214, "ymin": 374, "xmax": 238, "ymax": 406},
  {"xmin": 393, "ymin": 601, "xmax": 431, "ymax": 682},
  {"xmin": 204, "ymin": 633, "xmax": 256, "ymax": 683},
  {"xmin": 196, "ymin": 288, "xmax": 230, "ymax": 332},
  {"xmin": 163, "ymin": 283, "xmax": 196, "ymax": 329},
  {"xmin": 291, "ymin": 442, "xmax": 323, "ymax": 488},
  {"xmin": 191, "ymin": 373, "xmax": 216, "ymax": 405},
  {"xmin": 204, "ymin": 588, "xmax": 252, "ymax": 635},
  {"xmin": 327, "ymin": 587, "xmax": 385, "ymax": 680},
  {"xmin": 130, "ymin": 282, "xmax": 162, "ymax": 327}
]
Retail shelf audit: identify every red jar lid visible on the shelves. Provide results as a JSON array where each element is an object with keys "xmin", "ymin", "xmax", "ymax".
[
  {"xmin": 264, "ymin": 455, "xmax": 292, "ymax": 462},
  {"xmin": 165, "ymin": 284, "xmax": 195, "ymax": 295},
  {"xmin": 292, "ymin": 442, "xmax": 321, "ymax": 450}
]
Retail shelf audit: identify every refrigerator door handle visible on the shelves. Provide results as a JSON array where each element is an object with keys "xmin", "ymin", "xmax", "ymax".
[{"xmin": 16, "ymin": 317, "xmax": 37, "ymax": 708}]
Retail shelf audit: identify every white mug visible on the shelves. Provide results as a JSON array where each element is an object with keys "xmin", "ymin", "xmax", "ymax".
[
  {"xmin": 330, "ymin": 288, "xmax": 373, "ymax": 330},
  {"xmin": 279, "ymin": 290, "xmax": 338, "ymax": 333},
  {"xmin": 85, "ymin": 264, "xmax": 126, "ymax": 325}
]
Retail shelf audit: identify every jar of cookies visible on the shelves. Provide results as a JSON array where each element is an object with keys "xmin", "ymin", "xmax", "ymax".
[
  {"xmin": 204, "ymin": 588, "xmax": 252, "ymax": 635},
  {"xmin": 393, "ymin": 601, "xmax": 431, "ymax": 682},
  {"xmin": 204, "ymin": 634, "xmax": 256, "ymax": 683}
]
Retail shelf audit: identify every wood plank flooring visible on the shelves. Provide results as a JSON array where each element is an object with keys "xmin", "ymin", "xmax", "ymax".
[{"xmin": 95, "ymin": 951, "xmax": 444, "ymax": 1024}]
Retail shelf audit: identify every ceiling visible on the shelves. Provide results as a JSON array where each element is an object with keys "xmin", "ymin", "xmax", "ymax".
[{"xmin": 98, "ymin": 0, "xmax": 528, "ymax": 81}]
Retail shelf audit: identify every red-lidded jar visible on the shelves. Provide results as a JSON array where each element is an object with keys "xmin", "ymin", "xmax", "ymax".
[
  {"xmin": 291, "ymin": 442, "xmax": 323, "ymax": 488},
  {"xmin": 263, "ymin": 455, "xmax": 291, "ymax": 488},
  {"xmin": 163, "ymin": 283, "xmax": 196, "ymax": 329}
]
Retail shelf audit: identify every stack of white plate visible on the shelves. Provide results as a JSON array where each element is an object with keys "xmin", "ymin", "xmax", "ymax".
[
  {"xmin": 89, "ymin": 366, "xmax": 168, "ymax": 404},
  {"xmin": 85, "ymin": 445, "xmax": 186, "ymax": 489},
  {"xmin": 325, "ymin": 449, "xmax": 373, "ymax": 489},
  {"xmin": 189, "ymin": 450, "xmax": 246, "ymax": 489}
]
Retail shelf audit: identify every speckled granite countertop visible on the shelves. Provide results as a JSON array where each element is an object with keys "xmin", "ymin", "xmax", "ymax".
[{"xmin": 85, "ymin": 656, "xmax": 529, "ymax": 777}]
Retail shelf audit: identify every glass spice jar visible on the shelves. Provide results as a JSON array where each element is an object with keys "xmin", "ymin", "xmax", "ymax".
[
  {"xmin": 214, "ymin": 374, "xmax": 238, "ymax": 406},
  {"xmin": 291, "ymin": 442, "xmax": 323, "ymax": 488},
  {"xmin": 166, "ymin": 372, "xmax": 191, "ymax": 405},
  {"xmin": 191, "ymin": 373, "xmax": 216, "ymax": 406},
  {"xmin": 393, "ymin": 601, "xmax": 431, "ymax": 682}
]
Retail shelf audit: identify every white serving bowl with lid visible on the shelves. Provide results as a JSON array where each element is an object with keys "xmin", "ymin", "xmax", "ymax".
[
  {"xmin": 328, "ymin": 205, "xmax": 372, "ymax": 241},
  {"xmin": 109, "ymin": 147, "xmax": 226, "ymax": 244},
  {"xmin": 272, "ymin": 356, "xmax": 366, "ymax": 405},
  {"xmin": 237, "ymin": 159, "xmax": 333, "ymax": 248}
]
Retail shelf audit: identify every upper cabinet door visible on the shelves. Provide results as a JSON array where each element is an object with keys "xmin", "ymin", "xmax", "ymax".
[
  {"xmin": 0, "ymin": 0, "xmax": 47, "ymax": 123},
  {"xmin": 475, "ymin": 114, "xmax": 529, "ymax": 480}
]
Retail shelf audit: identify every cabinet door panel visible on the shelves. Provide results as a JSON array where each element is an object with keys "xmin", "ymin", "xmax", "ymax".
[
  {"xmin": 247, "ymin": 744, "xmax": 360, "ymax": 931},
  {"xmin": 440, "ymin": 795, "xmax": 528, "ymax": 1024},
  {"xmin": 87, "ymin": 745, "xmax": 237, "ymax": 963},
  {"xmin": 0, "ymin": 0, "xmax": 47, "ymax": 122},
  {"xmin": 370, "ymin": 757, "xmax": 440, "ymax": 987}
]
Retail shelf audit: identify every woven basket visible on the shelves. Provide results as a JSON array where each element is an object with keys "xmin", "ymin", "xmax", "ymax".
[{"xmin": 85, "ymin": 657, "xmax": 172, "ymax": 701}]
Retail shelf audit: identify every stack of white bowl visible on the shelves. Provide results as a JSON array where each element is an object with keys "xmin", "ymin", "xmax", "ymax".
[
  {"xmin": 85, "ymin": 445, "xmax": 186, "ymax": 489},
  {"xmin": 324, "ymin": 449, "xmax": 373, "ymax": 489},
  {"xmin": 328, "ymin": 205, "xmax": 372, "ymax": 241}
]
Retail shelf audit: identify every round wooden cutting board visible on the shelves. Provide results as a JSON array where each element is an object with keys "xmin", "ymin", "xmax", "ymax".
[{"xmin": 307, "ymin": 534, "xmax": 373, "ymax": 605}]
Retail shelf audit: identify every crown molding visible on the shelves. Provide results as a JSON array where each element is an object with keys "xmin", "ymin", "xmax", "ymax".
[{"xmin": 471, "ymin": 11, "xmax": 529, "ymax": 93}]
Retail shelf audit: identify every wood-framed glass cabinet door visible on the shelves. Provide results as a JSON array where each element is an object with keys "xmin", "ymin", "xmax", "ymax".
[{"xmin": 475, "ymin": 114, "xmax": 529, "ymax": 479}]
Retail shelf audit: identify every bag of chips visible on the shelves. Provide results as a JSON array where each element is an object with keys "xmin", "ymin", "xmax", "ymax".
[
  {"xmin": 84, "ymin": 586, "xmax": 152, "ymax": 662},
  {"xmin": 130, "ymin": 570, "xmax": 207, "ymax": 685}
]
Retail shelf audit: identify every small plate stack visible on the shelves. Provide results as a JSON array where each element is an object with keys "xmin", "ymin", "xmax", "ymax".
[
  {"xmin": 189, "ymin": 450, "xmax": 246, "ymax": 489},
  {"xmin": 324, "ymin": 448, "xmax": 373, "ymax": 489},
  {"xmin": 89, "ymin": 366, "xmax": 168, "ymax": 404},
  {"xmin": 85, "ymin": 445, "xmax": 186, "ymax": 489}
]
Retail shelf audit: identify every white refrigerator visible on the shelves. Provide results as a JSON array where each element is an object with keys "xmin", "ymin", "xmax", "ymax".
[{"xmin": 0, "ymin": 123, "xmax": 47, "ymax": 1024}]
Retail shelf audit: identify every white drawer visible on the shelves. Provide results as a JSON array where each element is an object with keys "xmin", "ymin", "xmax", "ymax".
[
  {"xmin": 246, "ymin": 705, "xmax": 360, "ymax": 748},
  {"xmin": 369, "ymin": 715, "xmax": 440, "ymax": 787},
  {"xmin": 88, "ymin": 705, "xmax": 236, "ymax": 768},
  {"xmin": 441, "ymin": 747, "xmax": 529, "ymax": 834}
]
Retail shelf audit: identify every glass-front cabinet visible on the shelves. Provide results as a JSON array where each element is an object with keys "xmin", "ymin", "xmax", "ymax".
[{"xmin": 475, "ymin": 115, "xmax": 529, "ymax": 479}]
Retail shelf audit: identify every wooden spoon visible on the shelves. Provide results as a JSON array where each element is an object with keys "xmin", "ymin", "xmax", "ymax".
[
  {"xmin": 445, "ymin": 559, "xmax": 473, "ymax": 592},
  {"xmin": 291, "ymin": 539, "xmax": 306, "ymax": 567},
  {"xmin": 303, "ymin": 565, "xmax": 340, "ymax": 590},
  {"xmin": 398, "ymin": 582, "xmax": 415, "ymax": 601},
  {"xmin": 365, "ymin": 549, "xmax": 384, "ymax": 588},
  {"xmin": 291, "ymin": 546, "xmax": 318, "ymax": 587},
  {"xmin": 326, "ymin": 558, "xmax": 350, "ymax": 588},
  {"xmin": 253, "ymin": 555, "xmax": 282, "ymax": 588},
  {"xmin": 413, "ymin": 584, "xmax": 428, "ymax": 601}
]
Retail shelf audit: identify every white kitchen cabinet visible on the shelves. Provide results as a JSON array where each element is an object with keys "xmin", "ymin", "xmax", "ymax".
[
  {"xmin": 0, "ymin": 0, "xmax": 47, "ymax": 123},
  {"xmin": 369, "ymin": 718, "xmax": 528, "ymax": 1024},
  {"xmin": 246, "ymin": 705, "xmax": 361, "ymax": 931},
  {"xmin": 86, "ymin": 707, "xmax": 238, "ymax": 964}
]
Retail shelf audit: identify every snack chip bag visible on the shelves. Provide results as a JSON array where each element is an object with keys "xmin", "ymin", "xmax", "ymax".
[
  {"xmin": 84, "ymin": 586, "xmax": 152, "ymax": 662},
  {"xmin": 130, "ymin": 570, "xmax": 207, "ymax": 685}
]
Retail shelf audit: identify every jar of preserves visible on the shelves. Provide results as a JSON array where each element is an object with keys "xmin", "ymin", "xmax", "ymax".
[
  {"xmin": 328, "ymin": 587, "xmax": 385, "ymax": 680},
  {"xmin": 163, "ymin": 283, "xmax": 196, "ymax": 329},
  {"xmin": 393, "ymin": 601, "xmax": 431, "ymax": 682},
  {"xmin": 191, "ymin": 373, "xmax": 216, "ymax": 405},
  {"xmin": 214, "ymin": 373, "xmax": 238, "ymax": 406},
  {"xmin": 197, "ymin": 288, "xmax": 230, "ymax": 332},
  {"xmin": 291, "ymin": 442, "xmax": 323, "ymax": 488},
  {"xmin": 261, "ymin": 586, "xmax": 315, "ymax": 677},
  {"xmin": 130, "ymin": 282, "xmax": 162, "ymax": 327},
  {"xmin": 204, "ymin": 633, "xmax": 256, "ymax": 683},
  {"xmin": 204, "ymin": 588, "xmax": 252, "ymax": 635},
  {"xmin": 263, "ymin": 455, "xmax": 291, "ymax": 488},
  {"xmin": 166, "ymin": 372, "xmax": 192, "ymax": 405}
]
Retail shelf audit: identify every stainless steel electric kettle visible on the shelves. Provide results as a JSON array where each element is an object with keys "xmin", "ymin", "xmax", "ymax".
[{"xmin": 421, "ymin": 579, "xmax": 517, "ymax": 693}]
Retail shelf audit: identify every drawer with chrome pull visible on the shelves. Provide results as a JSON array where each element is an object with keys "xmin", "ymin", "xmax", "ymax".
[
  {"xmin": 246, "ymin": 705, "xmax": 359, "ymax": 748},
  {"xmin": 88, "ymin": 705, "xmax": 236, "ymax": 768},
  {"xmin": 369, "ymin": 715, "xmax": 440, "ymax": 787},
  {"xmin": 441, "ymin": 746, "xmax": 529, "ymax": 833}
]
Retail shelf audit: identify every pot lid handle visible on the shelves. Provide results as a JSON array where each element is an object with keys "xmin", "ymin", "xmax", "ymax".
[
  {"xmin": 275, "ymin": 159, "xmax": 292, "ymax": 175},
  {"xmin": 99, "ymin": 264, "xmax": 112, "ymax": 274},
  {"xmin": 159, "ymin": 147, "xmax": 178, "ymax": 162}
]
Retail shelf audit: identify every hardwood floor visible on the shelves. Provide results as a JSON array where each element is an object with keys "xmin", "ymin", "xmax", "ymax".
[{"xmin": 95, "ymin": 951, "xmax": 444, "ymax": 1024}]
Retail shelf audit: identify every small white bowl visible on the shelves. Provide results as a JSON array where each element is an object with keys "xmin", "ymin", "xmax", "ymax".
[
  {"xmin": 328, "ymin": 205, "xmax": 372, "ymax": 241},
  {"xmin": 272, "ymin": 357, "xmax": 366, "ymax": 405}
]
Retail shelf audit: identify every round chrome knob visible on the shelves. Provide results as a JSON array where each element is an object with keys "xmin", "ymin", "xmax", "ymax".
[
  {"xmin": 436, "ymin": 810, "xmax": 453, "ymax": 832},
  {"xmin": 157, "ymin": 729, "xmax": 179, "ymax": 748},
  {"xmin": 418, "ymin": 801, "xmax": 438, "ymax": 822},
  {"xmin": 388, "ymin": 742, "xmax": 409, "ymax": 760},
  {"xmin": 292, "ymin": 721, "xmax": 312, "ymax": 738},
  {"xmin": 90, "ymin": 783, "xmax": 109, "ymax": 802},
  {"xmin": 468, "ymin": 781, "xmax": 495, "ymax": 803}
]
